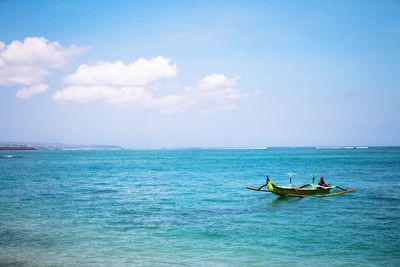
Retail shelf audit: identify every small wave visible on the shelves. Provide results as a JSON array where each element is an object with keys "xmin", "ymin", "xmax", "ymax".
[
  {"xmin": 315, "ymin": 147, "xmax": 347, "ymax": 149},
  {"xmin": 0, "ymin": 155, "xmax": 24, "ymax": 158},
  {"xmin": 196, "ymin": 147, "xmax": 268, "ymax": 150},
  {"xmin": 315, "ymin": 146, "xmax": 368, "ymax": 150},
  {"xmin": 125, "ymin": 147, "xmax": 268, "ymax": 150}
]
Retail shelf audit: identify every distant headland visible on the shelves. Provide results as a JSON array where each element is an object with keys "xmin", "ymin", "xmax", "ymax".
[
  {"xmin": 0, "ymin": 142, "xmax": 123, "ymax": 150},
  {"xmin": 0, "ymin": 146, "xmax": 36, "ymax": 150}
]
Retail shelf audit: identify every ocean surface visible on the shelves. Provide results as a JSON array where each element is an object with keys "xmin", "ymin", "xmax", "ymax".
[{"xmin": 0, "ymin": 147, "xmax": 399, "ymax": 266}]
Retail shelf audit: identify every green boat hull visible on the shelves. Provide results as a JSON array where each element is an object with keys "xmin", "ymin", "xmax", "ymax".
[{"xmin": 267, "ymin": 179, "xmax": 333, "ymax": 196}]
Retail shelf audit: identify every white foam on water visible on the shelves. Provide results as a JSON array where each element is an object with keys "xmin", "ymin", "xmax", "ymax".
[{"xmin": 315, "ymin": 146, "xmax": 368, "ymax": 150}]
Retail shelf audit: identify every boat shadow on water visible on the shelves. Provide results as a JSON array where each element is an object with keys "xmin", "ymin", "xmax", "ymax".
[{"xmin": 267, "ymin": 195, "xmax": 302, "ymax": 210}]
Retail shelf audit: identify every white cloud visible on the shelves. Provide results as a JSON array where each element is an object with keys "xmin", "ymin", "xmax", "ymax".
[
  {"xmin": 199, "ymin": 74, "xmax": 239, "ymax": 90},
  {"xmin": 63, "ymin": 56, "xmax": 178, "ymax": 86},
  {"xmin": 196, "ymin": 74, "xmax": 247, "ymax": 104},
  {"xmin": 53, "ymin": 57, "xmax": 247, "ymax": 114},
  {"xmin": 54, "ymin": 57, "xmax": 190, "ymax": 113},
  {"xmin": 53, "ymin": 85, "xmax": 192, "ymax": 113},
  {"xmin": 53, "ymin": 86, "xmax": 121, "ymax": 103},
  {"xmin": 0, "ymin": 65, "xmax": 48, "ymax": 86},
  {"xmin": 54, "ymin": 85, "xmax": 159, "ymax": 107},
  {"xmin": 0, "ymin": 37, "xmax": 85, "ymax": 86},
  {"xmin": 16, "ymin": 83, "xmax": 49, "ymax": 99}
]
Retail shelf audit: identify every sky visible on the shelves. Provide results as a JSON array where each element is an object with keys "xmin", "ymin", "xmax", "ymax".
[{"xmin": 0, "ymin": 0, "xmax": 399, "ymax": 147}]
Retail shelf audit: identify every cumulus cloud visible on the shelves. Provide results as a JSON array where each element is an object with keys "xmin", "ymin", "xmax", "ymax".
[
  {"xmin": 195, "ymin": 74, "xmax": 247, "ymax": 110},
  {"xmin": 64, "ymin": 56, "xmax": 177, "ymax": 86},
  {"xmin": 184, "ymin": 72, "xmax": 249, "ymax": 113},
  {"xmin": 198, "ymin": 74, "xmax": 239, "ymax": 90},
  {"xmin": 54, "ymin": 57, "xmax": 190, "ymax": 113},
  {"xmin": 16, "ymin": 83, "xmax": 49, "ymax": 99},
  {"xmin": 0, "ymin": 37, "xmax": 85, "ymax": 97},
  {"xmin": 54, "ymin": 85, "xmax": 191, "ymax": 114},
  {"xmin": 53, "ymin": 56, "xmax": 247, "ymax": 114}
]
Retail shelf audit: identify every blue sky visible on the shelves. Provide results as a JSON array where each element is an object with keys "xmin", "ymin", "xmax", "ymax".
[{"xmin": 0, "ymin": 0, "xmax": 399, "ymax": 147}]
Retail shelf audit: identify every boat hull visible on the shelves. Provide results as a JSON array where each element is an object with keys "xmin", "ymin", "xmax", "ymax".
[{"xmin": 267, "ymin": 180, "xmax": 332, "ymax": 196}]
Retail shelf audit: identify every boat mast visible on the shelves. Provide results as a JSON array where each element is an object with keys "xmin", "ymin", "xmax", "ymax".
[{"xmin": 287, "ymin": 172, "xmax": 296, "ymax": 187}]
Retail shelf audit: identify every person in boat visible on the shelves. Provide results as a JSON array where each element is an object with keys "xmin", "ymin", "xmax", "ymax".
[{"xmin": 318, "ymin": 177, "xmax": 330, "ymax": 187}]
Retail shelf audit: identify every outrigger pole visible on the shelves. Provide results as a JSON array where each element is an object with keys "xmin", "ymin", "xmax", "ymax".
[
  {"xmin": 257, "ymin": 176, "xmax": 269, "ymax": 190},
  {"xmin": 247, "ymin": 175, "xmax": 356, "ymax": 196}
]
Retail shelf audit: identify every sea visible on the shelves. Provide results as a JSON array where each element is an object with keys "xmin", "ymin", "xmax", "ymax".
[{"xmin": 0, "ymin": 147, "xmax": 399, "ymax": 266}]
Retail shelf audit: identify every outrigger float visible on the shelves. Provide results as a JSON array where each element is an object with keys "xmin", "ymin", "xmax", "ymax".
[{"xmin": 247, "ymin": 177, "xmax": 355, "ymax": 197}]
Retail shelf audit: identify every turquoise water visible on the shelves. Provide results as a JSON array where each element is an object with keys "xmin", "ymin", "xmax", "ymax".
[{"xmin": 0, "ymin": 147, "xmax": 399, "ymax": 266}]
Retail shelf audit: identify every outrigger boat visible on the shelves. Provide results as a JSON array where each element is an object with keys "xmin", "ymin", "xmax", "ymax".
[{"xmin": 247, "ymin": 177, "xmax": 355, "ymax": 197}]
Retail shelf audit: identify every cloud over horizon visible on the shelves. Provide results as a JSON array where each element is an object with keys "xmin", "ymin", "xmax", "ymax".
[
  {"xmin": 16, "ymin": 83, "xmax": 49, "ymax": 99},
  {"xmin": 54, "ymin": 56, "xmax": 188, "ymax": 113},
  {"xmin": 54, "ymin": 57, "xmax": 247, "ymax": 114},
  {"xmin": 0, "ymin": 36, "xmax": 248, "ymax": 113},
  {"xmin": 0, "ymin": 37, "xmax": 85, "ymax": 98},
  {"xmin": 197, "ymin": 74, "xmax": 245, "ymax": 103},
  {"xmin": 63, "ymin": 56, "xmax": 178, "ymax": 86}
]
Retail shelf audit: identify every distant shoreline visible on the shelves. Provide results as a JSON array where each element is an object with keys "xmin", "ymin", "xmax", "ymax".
[
  {"xmin": 0, "ymin": 147, "xmax": 36, "ymax": 150},
  {"xmin": 1, "ymin": 142, "xmax": 400, "ymax": 151}
]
